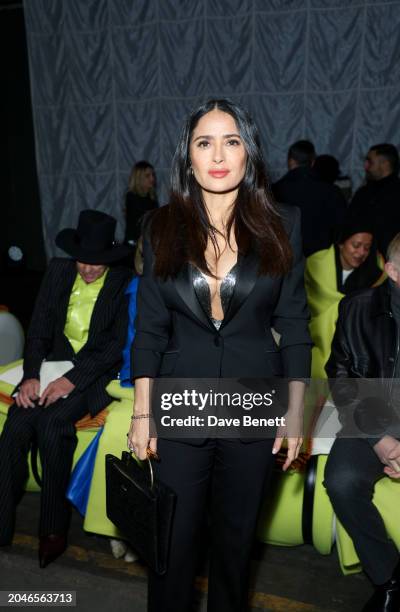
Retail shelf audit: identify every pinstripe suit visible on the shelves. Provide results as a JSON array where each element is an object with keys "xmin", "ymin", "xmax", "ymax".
[{"xmin": 0, "ymin": 258, "xmax": 131, "ymax": 542}]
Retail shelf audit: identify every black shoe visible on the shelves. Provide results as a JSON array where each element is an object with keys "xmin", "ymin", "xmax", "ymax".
[
  {"xmin": 38, "ymin": 534, "xmax": 67, "ymax": 568},
  {"xmin": 362, "ymin": 561, "xmax": 400, "ymax": 611}
]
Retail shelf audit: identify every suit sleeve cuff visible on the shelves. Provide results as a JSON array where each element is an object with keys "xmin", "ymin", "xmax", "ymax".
[
  {"xmin": 366, "ymin": 437, "xmax": 382, "ymax": 447},
  {"xmin": 22, "ymin": 367, "xmax": 41, "ymax": 381},
  {"xmin": 131, "ymin": 348, "xmax": 161, "ymax": 379},
  {"xmin": 64, "ymin": 368, "xmax": 87, "ymax": 390},
  {"xmin": 280, "ymin": 344, "xmax": 312, "ymax": 379}
]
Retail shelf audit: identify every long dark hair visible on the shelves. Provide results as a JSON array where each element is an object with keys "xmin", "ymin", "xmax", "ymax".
[{"xmin": 150, "ymin": 98, "xmax": 292, "ymax": 278}]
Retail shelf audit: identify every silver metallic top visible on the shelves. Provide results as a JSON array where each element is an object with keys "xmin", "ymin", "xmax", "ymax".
[{"xmin": 192, "ymin": 264, "xmax": 238, "ymax": 330}]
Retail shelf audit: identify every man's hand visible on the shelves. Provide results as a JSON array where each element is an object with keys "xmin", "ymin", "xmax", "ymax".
[
  {"xmin": 374, "ymin": 436, "xmax": 400, "ymax": 478},
  {"xmin": 39, "ymin": 377, "xmax": 75, "ymax": 407},
  {"xmin": 15, "ymin": 378, "xmax": 40, "ymax": 408}
]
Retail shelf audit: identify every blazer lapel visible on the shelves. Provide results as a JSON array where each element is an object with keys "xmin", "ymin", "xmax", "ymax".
[
  {"xmin": 172, "ymin": 253, "xmax": 259, "ymax": 332},
  {"xmin": 219, "ymin": 250, "xmax": 259, "ymax": 330},
  {"xmin": 57, "ymin": 264, "xmax": 77, "ymax": 332},
  {"xmin": 173, "ymin": 263, "xmax": 216, "ymax": 331}
]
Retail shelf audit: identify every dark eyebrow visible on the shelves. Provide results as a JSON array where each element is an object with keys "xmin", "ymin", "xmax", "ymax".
[
  {"xmin": 192, "ymin": 133, "xmax": 241, "ymax": 142},
  {"xmin": 192, "ymin": 135, "xmax": 212, "ymax": 142}
]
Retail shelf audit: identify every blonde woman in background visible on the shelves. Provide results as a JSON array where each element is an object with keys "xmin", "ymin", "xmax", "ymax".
[{"xmin": 124, "ymin": 161, "xmax": 158, "ymax": 246}]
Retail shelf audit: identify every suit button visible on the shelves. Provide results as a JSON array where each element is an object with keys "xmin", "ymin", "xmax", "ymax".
[
  {"xmin": 389, "ymin": 357, "xmax": 395, "ymax": 362},
  {"xmin": 214, "ymin": 336, "xmax": 220, "ymax": 347}
]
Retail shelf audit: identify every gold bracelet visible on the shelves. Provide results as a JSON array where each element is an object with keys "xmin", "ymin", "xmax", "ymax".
[{"xmin": 131, "ymin": 413, "xmax": 152, "ymax": 420}]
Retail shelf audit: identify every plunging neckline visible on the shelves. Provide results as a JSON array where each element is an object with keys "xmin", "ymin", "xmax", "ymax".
[{"xmin": 191, "ymin": 263, "xmax": 239, "ymax": 329}]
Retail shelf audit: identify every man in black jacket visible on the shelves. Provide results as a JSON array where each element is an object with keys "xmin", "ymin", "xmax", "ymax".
[
  {"xmin": 0, "ymin": 210, "xmax": 132, "ymax": 567},
  {"xmin": 324, "ymin": 233, "xmax": 400, "ymax": 611},
  {"xmin": 272, "ymin": 140, "xmax": 347, "ymax": 256},
  {"xmin": 349, "ymin": 143, "xmax": 400, "ymax": 257}
]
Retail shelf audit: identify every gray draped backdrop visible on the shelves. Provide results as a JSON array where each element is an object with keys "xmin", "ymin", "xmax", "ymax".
[{"xmin": 23, "ymin": 0, "xmax": 400, "ymax": 258}]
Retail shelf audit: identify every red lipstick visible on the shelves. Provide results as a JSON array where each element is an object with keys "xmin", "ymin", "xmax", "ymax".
[{"xmin": 208, "ymin": 170, "xmax": 230, "ymax": 178}]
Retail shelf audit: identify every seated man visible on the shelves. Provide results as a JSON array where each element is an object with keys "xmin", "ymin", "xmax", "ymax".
[
  {"xmin": 324, "ymin": 233, "xmax": 400, "ymax": 611},
  {"xmin": 0, "ymin": 210, "xmax": 132, "ymax": 567}
]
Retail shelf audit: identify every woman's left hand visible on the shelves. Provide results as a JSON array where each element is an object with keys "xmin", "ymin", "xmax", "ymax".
[
  {"xmin": 272, "ymin": 421, "xmax": 303, "ymax": 471},
  {"xmin": 272, "ymin": 380, "xmax": 305, "ymax": 471}
]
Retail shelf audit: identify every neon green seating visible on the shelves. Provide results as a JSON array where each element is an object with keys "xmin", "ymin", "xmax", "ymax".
[
  {"xmin": 257, "ymin": 468, "xmax": 306, "ymax": 546},
  {"xmin": 83, "ymin": 381, "xmax": 134, "ymax": 537}
]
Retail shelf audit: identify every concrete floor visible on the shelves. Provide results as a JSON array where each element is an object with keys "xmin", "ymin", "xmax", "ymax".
[{"xmin": 0, "ymin": 492, "xmax": 372, "ymax": 612}]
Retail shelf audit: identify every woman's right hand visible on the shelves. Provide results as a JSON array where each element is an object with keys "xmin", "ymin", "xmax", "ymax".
[
  {"xmin": 127, "ymin": 416, "xmax": 157, "ymax": 460},
  {"xmin": 128, "ymin": 378, "xmax": 158, "ymax": 459}
]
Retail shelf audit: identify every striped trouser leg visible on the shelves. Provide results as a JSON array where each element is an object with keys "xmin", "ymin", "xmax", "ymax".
[
  {"xmin": 36, "ymin": 395, "xmax": 88, "ymax": 537},
  {"xmin": 0, "ymin": 403, "xmax": 37, "ymax": 543}
]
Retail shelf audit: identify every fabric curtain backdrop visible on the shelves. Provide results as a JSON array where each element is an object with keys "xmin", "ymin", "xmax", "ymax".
[{"xmin": 23, "ymin": 0, "xmax": 400, "ymax": 259}]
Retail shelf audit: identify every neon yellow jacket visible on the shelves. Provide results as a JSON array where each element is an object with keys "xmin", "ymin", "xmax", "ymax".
[{"xmin": 305, "ymin": 245, "xmax": 385, "ymax": 379}]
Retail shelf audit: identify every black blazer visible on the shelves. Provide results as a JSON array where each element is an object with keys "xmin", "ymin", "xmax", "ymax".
[
  {"xmin": 131, "ymin": 205, "xmax": 312, "ymax": 382},
  {"xmin": 21, "ymin": 258, "xmax": 131, "ymax": 416}
]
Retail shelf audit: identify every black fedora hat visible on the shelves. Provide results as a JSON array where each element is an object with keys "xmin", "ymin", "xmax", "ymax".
[{"xmin": 55, "ymin": 210, "xmax": 133, "ymax": 264}]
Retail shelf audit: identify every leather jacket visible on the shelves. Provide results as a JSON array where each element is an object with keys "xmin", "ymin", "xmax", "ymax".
[{"xmin": 325, "ymin": 281, "xmax": 400, "ymax": 441}]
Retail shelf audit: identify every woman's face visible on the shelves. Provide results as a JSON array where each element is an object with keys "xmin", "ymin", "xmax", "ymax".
[
  {"xmin": 339, "ymin": 232, "xmax": 373, "ymax": 270},
  {"xmin": 140, "ymin": 167, "xmax": 155, "ymax": 194},
  {"xmin": 189, "ymin": 109, "xmax": 247, "ymax": 195}
]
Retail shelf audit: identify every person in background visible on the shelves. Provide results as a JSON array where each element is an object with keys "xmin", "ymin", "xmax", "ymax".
[
  {"xmin": 282, "ymin": 139, "xmax": 316, "ymax": 172},
  {"xmin": 0, "ymin": 210, "xmax": 132, "ymax": 568},
  {"xmin": 324, "ymin": 233, "xmax": 400, "ymax": 612},
  {"xmin": 313, "ymin": 154, "xmax": 353, "ymax": 203},
  {"xmin": 312, "ymin": 154, "xmax": 340, "ymax": 185},
  {"xmin": 305, "ymin": 219, "xmax": 386, "ymax": 379},
  {"xmin": 273, "ymin": 141, "xmax": 347, "ymax": 256},
  {"xmin": 348, "ymin": 144, "xmax": 400, "ymax": 257},
  {"xmin": 124, "ymin": 161, "xmax": 158, "ymax": 246}
]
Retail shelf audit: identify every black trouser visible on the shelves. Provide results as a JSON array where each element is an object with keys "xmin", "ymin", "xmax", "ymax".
[
  {"xmin": 324, "ymin": 437, "xmax": 399, "ymax": 585},
  {"xmin": 147, "ymin": 437, "xmax": 276, "ymax": 612},
  {"xmin": 0, "ymin": 395, "xmax": 88, "ymax": 543}
]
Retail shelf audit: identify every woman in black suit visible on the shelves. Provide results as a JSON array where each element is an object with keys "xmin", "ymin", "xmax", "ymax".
[{"xmin": 127, "ymin": 99, "xmax": 312, "ymax": 611}]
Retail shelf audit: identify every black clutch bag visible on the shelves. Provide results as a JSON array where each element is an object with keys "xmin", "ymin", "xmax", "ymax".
[{"xmin": 105, "ymin": 451, "xmax": 176, "ymax": 575}]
